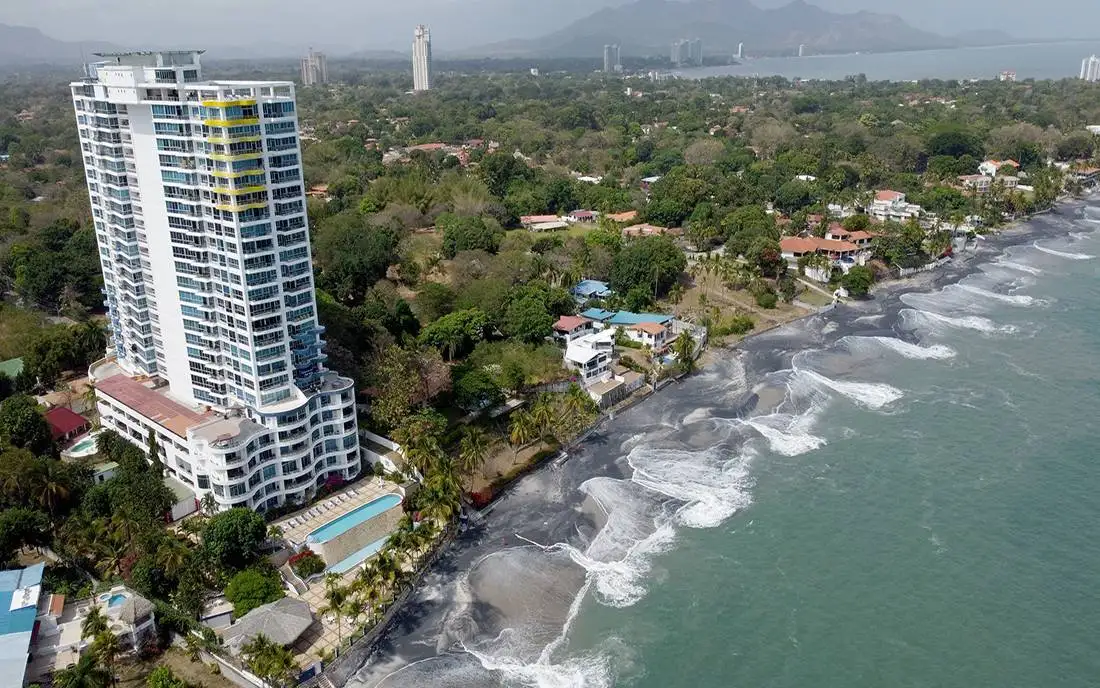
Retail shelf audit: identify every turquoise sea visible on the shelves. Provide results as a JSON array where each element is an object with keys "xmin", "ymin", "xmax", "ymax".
[{"xmin": 350, "ymin": 196, "xmax": 1100, "ymax": 687}]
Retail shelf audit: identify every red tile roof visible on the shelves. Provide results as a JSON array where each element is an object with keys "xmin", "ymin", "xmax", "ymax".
[
  {"xmin": 553, "ymin": 315, "xmax": 591, "ymax": 332},
  {"xmin": 520, "ymin": 214, "xmax": 561, "ymax": 225},
  {"xmin": 780, "ymin": 237, "xmax": 819, "ymax": 254},
  {"xmin": 44, "ymin": 406, "xmax": 89, "ymax": 439},
  {"xmin": 96, "ymin": 375, "xmax": 209, "ymax": 437},
  {"xmin": 606, "ymin": 210, "xmax": 639, "ymax": 223},
  {"xmin": 632, "ymin": 322, "xmax": 667, "ymax": 336},
  {"xmin": 847, "ymin": 231, "xmax": 876, "ymax": 242},
  {"xmin": 875, "ymin": 190, "xmax": 904, "ymax": 202}
]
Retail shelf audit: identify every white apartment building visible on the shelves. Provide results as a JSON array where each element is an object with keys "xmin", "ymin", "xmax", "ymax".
[
  {"xmin": 72, "ymin": 50, "xmax": 360, "ymax": 512},
  {"xmin": 412, "ymin": 25, "xmax": 432, "ymax": 92},
  {"xmin": 603, "ymin": 44, "xmax": 621, "ymax": 74},
  {"xmin": 869, "ymin": 190, "xmax": 922, "ymax": 223},
  {"xmin": 299, "ymin": 48, "xmax": 328, "ymax": 87},
  {"xmin": 1081, "ymin": 55, "xmax": 1100, "ymax": 82}
]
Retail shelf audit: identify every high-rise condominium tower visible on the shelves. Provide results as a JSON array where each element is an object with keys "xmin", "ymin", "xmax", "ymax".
[
  {"xmin": 603, "ymin": 44, "xmax": 621, "ymax": 73},
  {"xmin": 300, "ymin": 48, "xmax": 328, "ymax": 86},
  {"xmin": 71, "ymin": 51, "xmax": 360, "ymax": 512},
  {"xmin": 1081, "ymin": 55, "xmax": 1100, "ymax": 82},
  {"xmin": 413, "ymin": 25, "xmax": 432, "ymax": 92}
]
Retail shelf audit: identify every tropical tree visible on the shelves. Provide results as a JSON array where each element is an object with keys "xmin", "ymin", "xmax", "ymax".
[
  {"xmin": 146, "ymin": 429, "xmax": 163, "ymax": 478},
  {"xmin": 673, "ymin": 331, "xmax": 697, "ymax": 373},
  {"xmin": 321, "ymin": 573, "xmax": 349, "ymax": 647},
  {"xmin": 53, "ymin": 653, "xmax": 111, "ymax": 688},
  {"xmin": 240, "ymin": 633, "xmax": 298, "ymax": 688},
  {"xmin": 508, "ymin": 410, "xmax": 536, "ymax": 463},
  {"xmin": 457, "ymin": 426, "xmax": 491, "ymax": 477},
  {"xmin": 81, "ymin": 606, "xmax": 108, "ymax": 640},
  {"xmin": 529, "ymin": 394, "xmax": 556, "ymax": 447},
  {"xmin": 90, "ymin": 630, "xmax": 122, "ymax": 686}
]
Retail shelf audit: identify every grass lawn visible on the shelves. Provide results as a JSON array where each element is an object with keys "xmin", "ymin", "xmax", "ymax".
[
  {"xmin": 117, "ymin": 647, "xmax": 235, "ymax": 688},
  {"xmin": 798, "ymin": 287, "xmax": 835, "ymax": 307},
  {"xmin": 672, "ymin": 273, "xmax": 812, "ymax": 331}
]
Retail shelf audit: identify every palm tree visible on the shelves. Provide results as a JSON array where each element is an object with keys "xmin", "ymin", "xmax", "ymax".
[
  {"xmin": 673, "ymin": 331, "xmax": 697, "ymax": 373},
  {"xmin": 529, "ymin": 395, "xmax": 555, "ymax": 447},
  {"xmin": 32, "ymin": 460, "xmax": 71, "ymax": 518},
  {"xmin": 200, "ymin": 493, "xmax": 219, "ymax": 517},
  {"xmin": 508, "ymin": 410, "xmax": 536, "ymax": 464},
  {"xmin": 91, "ymin": 630, "xmax": 121, "ymax": 686},
  {"xmin": 81, "ymin": 606, "xmax": 108, "ymax": 640},
  {"xmin": 155, "ymin": 537, "xmax": 191, "ymax": 571},
  {"xmin": 321, "ymin": 574, "xmax": 348, "ymax": 647},
  {"xmin": 53, "ymin": 653, "xmax": 111, "ymax": 688},
  {"xmin": 457, "ymin": 426, "xmax": 491, "ymax": 477},
  {"xmin": 241, "ymin": 633, "xmax": 297, "ymax": 688}
]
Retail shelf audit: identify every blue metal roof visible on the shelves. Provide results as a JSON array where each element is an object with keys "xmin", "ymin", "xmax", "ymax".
[
  {"xmin": 0, "ymin": 563, "xmax": 43, "ymax": 687},
  {"xmin": 606, "ymin": 311, "xmax": 674, "ymax": 326},
  {"xmin": 573, "ymin": 280, "xmax": 612, "ymax": 297},
  {"xmin": 580, "ymin": 308, "xmax": 615, "ymax": 321}
]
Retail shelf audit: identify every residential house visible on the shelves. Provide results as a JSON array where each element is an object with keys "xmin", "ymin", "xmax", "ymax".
[
  {"xmin": 520, "ymin": 214, "xmax": 562, "ymax": 229},
  {"xmin": 553, "ymin": 315, "xmax": 596, "ymax": 344},
  {"xmin": 44, "ymin": 407, "xmax": 90, "ymax": 444},
  {"xmin": 1072, "ymin": 166, "xmax": 1100, "ymax": 186},
  {"xmin": 529, "ymin": 220, "xmax": 570, "ymax": 232},
  {"xmin": 622, "ymin": 223, "xmax": 682, "ymax": 238},
  {"xmin": 586, "ymin": 366, "xmax": 646, "ymax": 408},
  {"xmin": 824, "ymin": 225, "xmax": 851, "ymax": 242},
  {"xmin": 869, "ymin": 190, "xmax": 922, "ymax": 222},
  {"xmin": 625, "ymin": 321, "xmax": 670, "ymax": 351},
  {"xmin": 605, "ymin": 210, "xmax": 639, "ymax": 223},
  {"xmin": 573, "ymin": 280, "xmax": 613, "ymax": 303},
  {"xmin": 28, "ymin": 585, "xmax": 157, "ymax": 683},
  {"xmin": 567, "ymin": 209, "xmax": 597, "ymax": 222},
  {"xmin": 640, "ymin": 176, "xmax": 662, "ymax": 193},
  {"xmin": 0, "ymin": 563, "xmax": 42, "ymax": 688},
  {"xmin": 960, "ymin": 174, "xmax": 992, "ymax": 193},
  {"xmin": 979, "ymin": 159, "xmax": 1020, "ymax": 177},
  {"xmin": 564, "ymin": 330, "xmax": 616, "ymax": 386},
  {"xmin": 848, "ymin": 231, "xmax": 876, "ymax": 248},
  {"xmin": 780, "ymin": 236, "xmax": 865, "ymax": 267}
]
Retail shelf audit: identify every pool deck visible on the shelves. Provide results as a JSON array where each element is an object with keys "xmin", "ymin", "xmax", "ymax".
[
  {"xmin": 270, "ymin": 479, "xmax": 405, "ymax": 668},
  {"xmin": 274, "ymin": 478, "xmax": 404, "ymax": 552}
]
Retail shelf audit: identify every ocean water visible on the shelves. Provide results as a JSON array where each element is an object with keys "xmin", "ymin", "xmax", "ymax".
[
  {"xmin": 347, "ymin": 196, "xmax": 1100, "ymax": 688},
  {"xmin": 681, "ymin": 41, "xmax": 1100, "ymax": 81}
]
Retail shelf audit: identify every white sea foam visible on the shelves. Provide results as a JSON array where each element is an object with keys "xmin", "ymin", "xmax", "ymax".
[
  {"xmin": 953, "ymin": 283, "xmax": 1039, "ymax": 306},
  {"xmin": 996, "ymin": 260, "xmax": 1043, "ymax": 276},
  {"xmin": 682, "ymin": 407, "xmax": 713, "ymax": 425},
  {"xmin": 626, "ymin": 445, "xmax": 755, "ymax": 528},
  {"xmin": 739, "ymin": 409, "xmax": 826, "ymax": 457},
  {"xmin": 1033, "ymin": 242, "xmax": 1094, "ymax": 260},
  {"xmin": 464, "ymin": 644, "xmax": 613, "ymax": 688},
  {"xmin": 842, "ymin": 335, "xmax": 956, "ymax": 360},
  {"xmin": 795, "ymin": 369, "xmax": 904, "ymax": 410},
  {"xmin": 899, "ymin": 308, "xmax": 1017, "ymax": 335}
]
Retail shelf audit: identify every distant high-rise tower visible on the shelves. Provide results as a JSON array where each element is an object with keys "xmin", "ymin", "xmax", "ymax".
[
  {"xmin": 603, "ymin": 44, "xmax": 621, "ymax": 73},
  {"xmin": 299, "ymin": 48, "xmax": 327, "ymax": 86},
  {"xmin": 1081, "ymin": 55, "xmax": 1100, "ymax": 82},
  {"xmin": 72, "ymin": 50, "xmax": 360, "ymax": 512},
  {"xmin": 798, "ymin": 44, "xmax": 806, "ymax": 58},
  {"xmin": 413, "ymin": 25, "xmax": 433, "ymax": 92},
  {"xmin": 689, "ymin": 38, "xmax": 703, "ymax": 66},
  {"xmin": 671, "ymin": 39, "xmax": 689, "ymax": 66},
  {"xmin": 737, "ymin": 42, "xmax": 744, "ymax": 60}
]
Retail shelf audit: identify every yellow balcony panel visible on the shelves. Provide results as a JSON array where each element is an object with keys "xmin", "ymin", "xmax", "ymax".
[
  {"xmin": 201, "ymin": 99, "xmax": 257, "ymax": 108},
  {"xmin": 221, "ymin": 185, "xmax": 269, "ymax": 196},
  {"xmin": 209, "ymin": 168, "xmax": 263, "ymax": 179},
  {"xmin": 203, "ymin": 117, "xmax": 260, "ymax": 128}
]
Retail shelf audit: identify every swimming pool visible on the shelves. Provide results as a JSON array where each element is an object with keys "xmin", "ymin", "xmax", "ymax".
[
  {"xmin": 108, "ymin": 593, "xmax": 127, "ymax": 607},
  {"xmin": 306, "ymin": 494, "xmax": 402, "ymax": 544},
  {"xmin": 63, "ymin": 430, "xmax": 103, "ymax": 459}
]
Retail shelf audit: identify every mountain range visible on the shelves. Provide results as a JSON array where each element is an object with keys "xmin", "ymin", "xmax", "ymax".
[
  {"xmin": 473, "ymin": 0, "xmax": 959, "ymax": 58},
  {"xmin": 0, "ymin": 0, "xmax": 1017, "ymax": 66}
]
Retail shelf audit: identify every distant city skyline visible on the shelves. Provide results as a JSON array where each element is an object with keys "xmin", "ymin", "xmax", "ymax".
[
  {"xmin": 1081, "ymin": 54, "xmax": 1100, "ymax": 81},
  {"xmin": 299, "ymin": 47, "xmax": 327, "ymax": 86}
]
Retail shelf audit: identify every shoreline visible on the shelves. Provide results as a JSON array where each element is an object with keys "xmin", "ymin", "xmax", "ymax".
[{"xmin": 332, "ymin": 196, "xmax": 1090, "ymax": 687}]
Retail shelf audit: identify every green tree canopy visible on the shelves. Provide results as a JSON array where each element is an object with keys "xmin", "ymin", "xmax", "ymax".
[
  {"xmin": 202, "ymin": 508, "xmax": 268, "ymax": 573},
  {"xmin": 225, "ymin": 566, "xmax": 285, "ymax": 618},
  {"xmin": 609, "ymin": 236, "xmax": 686, "ymax": 298}
]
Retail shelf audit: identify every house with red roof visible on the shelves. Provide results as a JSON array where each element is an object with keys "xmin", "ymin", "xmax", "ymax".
[
  {"xmin": 625, "ymin": 321, "xmax": 670, "ymax": 351},
  {"xmin": 869, "ymin": 190, "xmax": 922, "ymax": 223},
  {"xmin": 553, "ymin": 315, "xmax": 595, "ymax": 343},
  {"xmin": 44, "ymin": 407, "xmax": 90, "ymax": 443},
  {"xmin": 979, "ymin": 159, "xmax": 1020, "ymax": 177}
]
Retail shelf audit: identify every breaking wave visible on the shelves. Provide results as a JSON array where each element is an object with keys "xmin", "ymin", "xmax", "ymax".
[
  {"xmin": 841, "ymin": 335, "xmax": 957, "ymax": 360},
  {"xmin": 952, "ymin": 283, "xmax": 1040, "ymax": 307},
  {"xmin": 899, "ymin": 308, "xmax": 1017, "ymax": 335},
  {"xmin": 1033, "ymin": 242, "xmax": 1094, "ymax": 260}
]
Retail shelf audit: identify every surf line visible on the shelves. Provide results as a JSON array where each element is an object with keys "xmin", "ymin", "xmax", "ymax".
[{"xmin": 515, "ymin": 533, "xmax": 551, "ymax": 548}]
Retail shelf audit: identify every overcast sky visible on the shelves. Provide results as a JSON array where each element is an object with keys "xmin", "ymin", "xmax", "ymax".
[{"xmin": 2, "ymin": 0, "xmax": 1099, "ymax": 53}]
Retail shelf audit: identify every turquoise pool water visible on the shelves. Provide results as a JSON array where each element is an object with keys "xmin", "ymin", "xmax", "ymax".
[
  {"xmin": 108, "ymin": 593, "xmax": 127, "ymax": 607},
  {"xmin": 306, "ymin": 494, "xmax": 402, "ymax": 544},
  {"xmin": 328, "ymin": 536, "xmax": 390, "ymax": 574},
  {"xmin": 64, "ymin": 431, "xmax": 102, "ymax": 458}
]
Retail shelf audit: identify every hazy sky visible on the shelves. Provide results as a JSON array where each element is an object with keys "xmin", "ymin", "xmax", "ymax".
[{"xmin": 2, "ymin": 0, "xmax": 1099, "ymax": 53}]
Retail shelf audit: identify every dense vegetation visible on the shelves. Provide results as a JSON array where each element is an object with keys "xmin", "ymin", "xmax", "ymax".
[{"xmin": 2, "ymin": 64, "xmax": 1100, "ymax": 684}]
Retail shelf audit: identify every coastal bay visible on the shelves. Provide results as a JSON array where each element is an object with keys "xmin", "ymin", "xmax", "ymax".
[{"xmin": 345, "ymin": 195, "xmax": 1100, "ymax": 687}]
